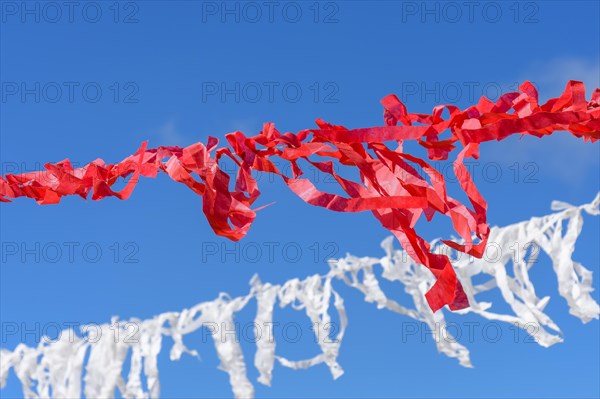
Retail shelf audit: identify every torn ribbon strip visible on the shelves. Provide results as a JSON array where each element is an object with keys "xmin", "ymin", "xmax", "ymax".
[
  {"xmin": 2, "ymin": 194, "xmax": 598, "ymax": 399},
  {"xmin": 1, "ymin": 81, "xmax": 598, "ymax": 312}
]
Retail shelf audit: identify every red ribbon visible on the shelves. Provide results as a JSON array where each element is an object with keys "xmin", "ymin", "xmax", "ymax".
[{"xmin": 2, "ymin": 81, "xmax": 598, "ymax": 312}]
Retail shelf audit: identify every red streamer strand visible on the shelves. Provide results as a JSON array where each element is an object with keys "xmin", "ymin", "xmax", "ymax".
[{"xmin": 2, "ymin": 81, "xmax": 598, "ymax": 312}]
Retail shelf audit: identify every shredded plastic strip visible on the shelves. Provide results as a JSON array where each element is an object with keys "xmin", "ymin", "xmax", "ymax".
[
  {"xmin": 1, "ymin": 81, "xmax": 598, "ymax": 312},
  {"xmin": 2, "ymin": 194, "xmax": 598, "ymax": 399}
]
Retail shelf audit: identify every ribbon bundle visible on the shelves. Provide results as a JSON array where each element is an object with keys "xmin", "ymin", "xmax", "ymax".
[
  {"xmin": 2, "ymin": 194, "xmax": 598, "ymax": 398},
  {"xmin": 1, "ymin": 81, "xmax": 598, "ymax": 312}
]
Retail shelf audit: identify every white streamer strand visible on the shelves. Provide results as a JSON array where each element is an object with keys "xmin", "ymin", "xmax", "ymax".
[{"xmin": 1, "ymin": 194, "xmax": 598, "ymax": 398}]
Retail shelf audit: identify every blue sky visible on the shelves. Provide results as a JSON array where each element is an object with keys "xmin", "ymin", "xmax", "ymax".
[{"xmin": 1, "ymin": 1, "xmax": 599, "ymax": 398}]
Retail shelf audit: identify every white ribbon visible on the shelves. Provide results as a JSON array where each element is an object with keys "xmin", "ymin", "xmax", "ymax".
[{"xmin": 1, "ymin": 194, "xmax": 598, "ymax": 398}]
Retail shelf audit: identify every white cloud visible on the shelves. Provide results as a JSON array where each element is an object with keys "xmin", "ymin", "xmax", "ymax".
[
  {"xmin": 482, "ymin": 134, "xmax": 599, "ymax": 188},
  {"xmin": 154, "ymin": 119, "xmax": 187, "ymax": 146},
  {"xmin": 523, "ymin": 57, "xmax": 600, "ymax": 99},
  {"xmin": 481, "ymin": 56, "xmax": 600, "ymax": 187}
]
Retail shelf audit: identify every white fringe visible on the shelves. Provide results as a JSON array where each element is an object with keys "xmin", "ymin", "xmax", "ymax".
[{"xmin": 1, "ymin": 194, "xmax": 598, "ymax": 398}]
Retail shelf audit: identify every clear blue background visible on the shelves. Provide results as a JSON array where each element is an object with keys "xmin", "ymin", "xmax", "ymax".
[{"xmin": 1, "ymin": 1, "xmax": 599, "ymax": 398}]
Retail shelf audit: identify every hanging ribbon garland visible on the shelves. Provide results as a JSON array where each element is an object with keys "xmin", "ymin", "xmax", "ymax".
[{"xmin": 1, "ymin": 81, "xmax": 598, "ymax": 312}]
